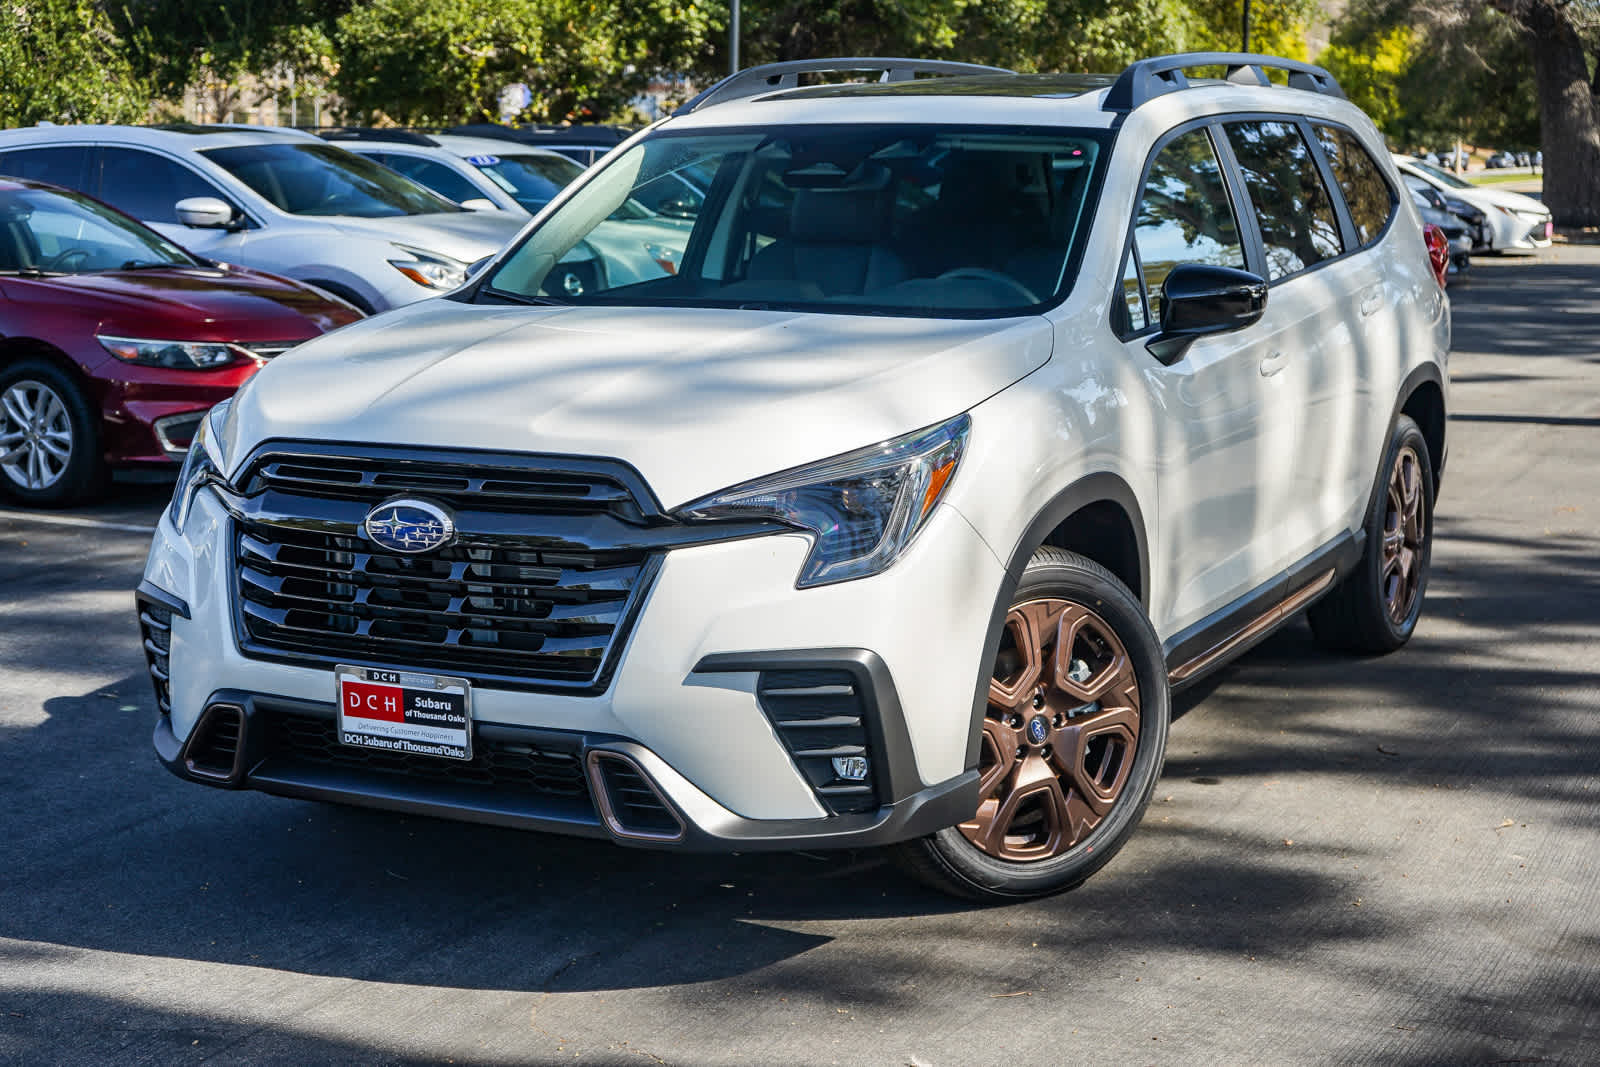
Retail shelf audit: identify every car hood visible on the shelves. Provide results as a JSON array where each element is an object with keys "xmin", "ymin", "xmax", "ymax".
[
  {"xmin": 7, "ymin": 265, "xmax": 363, "ymax": 340},
  {"xmin": 224, "ymin": 301, "xmax": 1052, "ymax": 508},
  {"xmin": 1459, "ymin": 184, "xmax": 1549, "ymax": 215},
  {"xmin": 328, "ymin": 211, "xmax": 526, "ymax": 264}
]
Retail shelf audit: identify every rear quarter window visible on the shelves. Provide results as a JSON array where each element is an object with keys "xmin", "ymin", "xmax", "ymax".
[
  {"xmin": 1313, "ymin": 125, "xmax": 1396, "ymax": 246},
  {"xmin": 1223, "ymin": 120, "xmax": 1343, "ymax": 281}
]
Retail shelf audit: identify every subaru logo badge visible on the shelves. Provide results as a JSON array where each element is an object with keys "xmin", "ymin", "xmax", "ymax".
[
  {"xmin": 1027, "ymin": 716, "xmax": 1050, "ymax": 745},
  {"xmin": 363, "ymin": 498, "xmax": 455, "ymax": 554}
]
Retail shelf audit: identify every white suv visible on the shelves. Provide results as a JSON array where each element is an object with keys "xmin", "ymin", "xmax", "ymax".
[
  {"xmin": 0, "ymin": 125, "xmax": 523, "ymax": 311},
  {"xmin": 137, "ymin": 54, "xmax": 1450, "ymax": 901}
]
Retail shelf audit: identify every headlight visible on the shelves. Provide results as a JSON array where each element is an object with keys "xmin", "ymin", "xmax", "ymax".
[
  {"xmin": 679, "ymin": 414, "xmax": 970, "ymax": 588},
  {"xmin": 388, "ymin": 244, "xmax": 469, "ymax": 290},
  {"xmin": 98, "ymin": 335, "xmax": 239, "ymax": 369},
  {"xmin": 644, "ymin": 242, "xmax": 680, "ymax": 275},
  {"xmin": 168, "ymin": 399, "xmax": 230, "ymax": 533}
]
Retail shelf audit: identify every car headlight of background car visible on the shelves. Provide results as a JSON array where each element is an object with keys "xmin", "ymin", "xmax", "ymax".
[
  {"xmin": 388, "ymin": 244, "xmax": 469, "ymax": 290},
  {"xmin": 98, "ymin": 334, "xmax": 241, "ymax": 369},
  {"xmin": 680, "ymin": 414, "xmax": 969, "ymax": 588},
  {"xmin": 168, "ymin": 399, "xmax": 231, "ymax": 533}
]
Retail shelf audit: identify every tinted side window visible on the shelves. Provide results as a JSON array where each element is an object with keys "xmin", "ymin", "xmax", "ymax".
[
  {"xmin": 98, "ymin": 148, "xmax": 227, "ymax": 223},
  {"xmin": 1124, "ymin": 127, "xmax": 1245, "ymax": 329},
  {"xmin": 1314, "ymin": 125, "xmax": 1395, "ymax": 245},
  {"xmin": 372, "ymin": 154, "xmax": 483, "ymax": 205},
  {"xmin": 1224, "ymin": 121, "xmax": 1342, "ymax": 280},
  {"xmin": 0, "ymin": 147, "xmax": 92, "ymax": 192}
]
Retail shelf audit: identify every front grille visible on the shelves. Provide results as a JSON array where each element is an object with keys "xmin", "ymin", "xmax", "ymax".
[
  {"xmin": 138, "ymin": 604, "xmax": 173, "ymax": 716},
  {"xmin": 756, "ymin": 669, "xmax": 878, "ymax": 816},
  {"xmin": 260, "ymin": 711, "xmax": 590, "ymax": 801},
  {"xmin": 230, "ymin": 448, "xmax": 660, "ymax": 690},
  {"xmin": 239, "ymin": 341, "xmax": 305, "ymax": 360}
]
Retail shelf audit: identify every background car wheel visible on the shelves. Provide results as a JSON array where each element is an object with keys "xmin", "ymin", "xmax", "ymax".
[
  {"xmin": 0, "ymin": 359, "xmax": 103, "ymax": 507},
  {"xmin": 1309, "ymin": 414, "xmax": 1435, "ymax": 653},
  {"xmin": 894, "ymin": 547, "xmax": 1170, "ymax": 902}
]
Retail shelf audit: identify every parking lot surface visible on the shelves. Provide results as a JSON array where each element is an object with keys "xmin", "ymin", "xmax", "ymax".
[{"xmin": 2, "ymin": 249, "xmax": 1598, "ymax": 1065}]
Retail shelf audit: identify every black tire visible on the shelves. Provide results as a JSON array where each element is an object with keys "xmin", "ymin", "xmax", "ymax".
[
  {"xmin": 1308, "ymin": 414, "xmax": 1435, "ymax": 653},
  {"xmin": 894, "ymin": 547, "xmax": 1170, "ymax": 902},
  {"xmin": 0, "ymin": 358, "xmax": 103, "ymax": 507}
]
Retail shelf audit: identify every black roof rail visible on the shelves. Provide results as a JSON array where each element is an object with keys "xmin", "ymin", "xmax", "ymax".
[
  {"xmin": 1103, "ymin": 52, "xmax": 1344, "ymax": 113},
  {"xmin": 677, "ymin": 57, "xmax": 1015, "ymax": 114},
  {"xmin": 313, "ymin": 127, "xmax": 438, "ymax": 147}
]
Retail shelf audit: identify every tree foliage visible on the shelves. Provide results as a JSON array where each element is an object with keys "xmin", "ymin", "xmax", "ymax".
[{"xmin": 0, "ymin": 0, "xmax": 151, "ymax": 126}]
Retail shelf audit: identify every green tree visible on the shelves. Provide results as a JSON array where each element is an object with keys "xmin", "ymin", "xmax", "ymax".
[
  {"xmin": 1319, "ymin": 25, "xmax": 1415, "ymax": 133},
  {"xmin": 0, "ymin": 0, "xmax": 151, "ymax": 126}
]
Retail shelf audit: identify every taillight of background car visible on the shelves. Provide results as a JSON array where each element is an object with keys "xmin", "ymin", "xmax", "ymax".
[{"xmin": 1422, "ymin": 224, "xmax": 1450, "ymax": 288}]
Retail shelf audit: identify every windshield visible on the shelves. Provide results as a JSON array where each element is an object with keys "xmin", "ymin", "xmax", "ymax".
[
  {"xmin": 483, "ymin": 124, "xmax": 1107, "ymax": 317},
  {"xmin": 203, "ymin": 142, "xmax": 462, "ymax": 217},
  {"xmin": 0, "ymin": 187, "xmax": 198, "ymax": 274},
  {"xmin": 1409, "ymin": 161, "xmax": 1472, "ymax": 190},
  {"xmin": 469, "ymin": 152, "xmax": 584, "ymax": 213}
]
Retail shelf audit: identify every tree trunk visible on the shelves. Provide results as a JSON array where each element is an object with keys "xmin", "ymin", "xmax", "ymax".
[{"xmin": 1493, "ymin": 0, "xmax": 1600, "ymax": 226}]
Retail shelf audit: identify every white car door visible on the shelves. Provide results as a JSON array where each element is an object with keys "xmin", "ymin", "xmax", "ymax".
[
  {"xmin": 1115, "ymin": 124, "xmax": 1298, "ymax": 635},
  {"xmin": 1217, "ymin": 118, "xmax": 1365, "ymax": 566}
]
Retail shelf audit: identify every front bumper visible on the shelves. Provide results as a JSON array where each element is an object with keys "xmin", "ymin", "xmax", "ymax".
[{"xmin": 140, "ymin": 486, "xmax": 1002, "ymax": 850}]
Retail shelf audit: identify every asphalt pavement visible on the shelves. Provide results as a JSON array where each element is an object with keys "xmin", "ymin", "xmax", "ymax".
[{"xmin": 2, "ymin": 250, "xmax": 1598, "ymax": 1065}]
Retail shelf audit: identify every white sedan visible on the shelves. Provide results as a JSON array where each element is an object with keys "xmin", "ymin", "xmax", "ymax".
[{"xmin": 1393, "ymin": 155, "xmax": 1553, "ymax": 253}]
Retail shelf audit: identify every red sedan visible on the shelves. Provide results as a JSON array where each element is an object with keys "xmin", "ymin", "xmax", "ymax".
[{"xmin": 0, "ymin": 177, "xmax": 362, "ymax": 505}]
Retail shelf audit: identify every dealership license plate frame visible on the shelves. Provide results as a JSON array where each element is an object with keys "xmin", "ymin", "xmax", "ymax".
[{"xmin": 335, "ymin": 664, "xmax": 474, "ymax": 761}]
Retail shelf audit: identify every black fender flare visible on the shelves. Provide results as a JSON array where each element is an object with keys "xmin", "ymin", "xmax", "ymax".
[{"xmin": 965, "ymin": 472, "xmax": 1149, "ymax": 767}]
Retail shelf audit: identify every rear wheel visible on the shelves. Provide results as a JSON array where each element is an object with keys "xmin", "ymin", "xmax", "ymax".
[
  {"xmin": 895, "ymin": 547, "xmax": 1170, "ymax": 901},
  {"xmin": 0, "ymin": 359, "xmax": 102, "ymax": 507},
  {"xmin": 1309, "ymin": 414, "xmax": 1434, "ymax": 653}
]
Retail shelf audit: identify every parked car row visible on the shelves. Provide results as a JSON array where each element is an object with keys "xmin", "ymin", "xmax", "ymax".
[
  {"xmin": 1393, "ymin": 155, "xmax": 1553, "ymax": 254},
  {"xmin": 0, "ymin": 122, "xmax": 643, "ymax": 504}
]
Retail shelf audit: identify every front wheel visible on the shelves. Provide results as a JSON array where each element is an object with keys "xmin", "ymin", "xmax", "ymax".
[
  {"xmin": 895, "ymin": 547, "xmax": 1170, "ymax": 901},
  {"xmin": 0, "ymin": 359, "xmax": 103, "ymax": 507}
]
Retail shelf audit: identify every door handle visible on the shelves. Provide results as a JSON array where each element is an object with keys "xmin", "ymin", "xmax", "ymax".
[
  {"xmin": 1360, "ymin": 288, "xmax": 1383, "ymax": 317},
  {"xmin": 1260, "ymin": 350, "xmax": 1287, "ymax": 377}
]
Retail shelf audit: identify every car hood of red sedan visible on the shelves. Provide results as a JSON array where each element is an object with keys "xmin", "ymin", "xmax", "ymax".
[{"xmin": 6, "ymin": 265, "xmax": 363, "ymax": 340}]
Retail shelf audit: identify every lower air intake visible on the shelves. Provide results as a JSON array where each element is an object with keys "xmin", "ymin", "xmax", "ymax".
[
  {"xmin": 587, "ymin": 752, "xmax": 684, "ymax": 842},
  {"xmin": 186, "ymin": 704, "xmax": 244, "ymax": 781}
]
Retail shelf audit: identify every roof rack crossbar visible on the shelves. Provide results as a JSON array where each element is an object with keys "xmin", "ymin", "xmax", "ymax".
[
  {"xmin": 677, "ymin": 57, "xmax": 1015, "ymax": 114},
  {"xmin": 1103, "ymin": 52, "xmax": 1344, "ymax": 113}
]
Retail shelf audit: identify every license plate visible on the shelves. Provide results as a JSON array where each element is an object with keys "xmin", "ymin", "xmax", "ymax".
[{"xmin": 336, "ymin": 665, "xmax": 472, "ymax": 761}]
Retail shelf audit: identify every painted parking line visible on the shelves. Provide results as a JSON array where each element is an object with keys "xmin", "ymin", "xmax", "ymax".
[{"xmin": 0, "ymin": 510, "xmax": 157, "ymax": 535}]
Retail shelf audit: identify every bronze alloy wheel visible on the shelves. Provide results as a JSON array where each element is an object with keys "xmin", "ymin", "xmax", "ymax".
[
  {"xmin": 961, "ymin": 598, "xmax": 1141, "ymax": 863},
  {"xmin": 1382, "ymin": 444, "xmax": 1426, "ymax": 624}
]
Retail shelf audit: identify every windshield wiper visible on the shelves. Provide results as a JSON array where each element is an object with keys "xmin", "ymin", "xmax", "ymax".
[{"xmin": 478, "ymin": 288, "xmax": 568, "ymax": 307}]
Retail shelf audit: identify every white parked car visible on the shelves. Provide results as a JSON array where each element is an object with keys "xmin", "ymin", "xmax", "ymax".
[
  {"xmin": 322, "ymin": 131, "xmax": 692, "ymax": 290},
  {"xmin": 0, "ymin": 125, "xmax": 526, "ymax": 312},
  {"xmin": 139, "ymin": 54, "xmax": 1450, "ymax": 901},
  {"xmin": 1393, "ymin": 155, "xmax": 1552, "ymax": 253}
]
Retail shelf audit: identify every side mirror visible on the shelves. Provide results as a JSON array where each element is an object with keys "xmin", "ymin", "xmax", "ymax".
[
  {"xmin": 458, "ymin": 197, "xmax": 499, "ymax": 212},
  {"xmin": 1147, "ymin": 263, "xmax": 1267, "ymax": 364},
  {"xmin": 656, "ymin": 198, "xmax": 699, "ymax": 219},
  {"xmin": 465, "ymin": 256, "xmax": 493, "ymax": 278},
  {"xmin": 174, "ymin": 197, "xmax": 238, "ymax": 229}
]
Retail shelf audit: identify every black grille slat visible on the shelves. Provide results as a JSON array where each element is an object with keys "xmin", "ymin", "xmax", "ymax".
[
  {"xmin": 232, "ymin": 450, "xmax": 658, "ymax": 690},
  {"xmin": 252, "ymin": 457, "xmax": 640, "ymax": 516}
]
